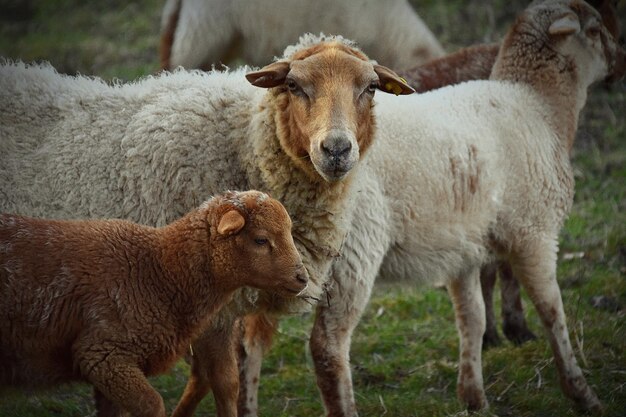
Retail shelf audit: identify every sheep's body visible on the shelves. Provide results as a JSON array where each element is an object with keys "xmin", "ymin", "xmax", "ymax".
[
  {"xmin": 0, "ymin": 190, "xmax": 307, "ymax": 417},
  {"xmin": 364, "ymin": 82, "xmax": 568, "ymax": 284},
  {"xmin": 396, "ymin": 0, "xmax": 621, "ymax": 349},
  {"xmin": 399, "ymin": 43, "xmax": 500, "ymax": 93},
  {"xmin": 1, "ymin": 64, "xmax": 251, "ymax": 226},
  {"xmin": 160, "ymin": 0, "xmax": 444, "ymax": 71}
]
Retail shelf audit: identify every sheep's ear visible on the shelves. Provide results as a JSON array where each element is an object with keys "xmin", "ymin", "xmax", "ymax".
[
  {"xmin": 217, "ymin": 210, "xmax": 245, "ymax": 236},
  {"xmin": 246, "ymin": 61, "xmax": 291, "ymax": 88},
  {"xmin": 549, "ymin": 12, "xmax": 581, "ymax": 36},
  {"xmin": 373, "ymin": 64, "xmax": 415, "ymax": 95}
]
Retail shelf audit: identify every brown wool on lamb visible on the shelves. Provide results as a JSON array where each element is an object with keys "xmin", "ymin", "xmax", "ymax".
[{"xmin": 0, "ymin": 190, "xmax": 307, "ymax": 417}]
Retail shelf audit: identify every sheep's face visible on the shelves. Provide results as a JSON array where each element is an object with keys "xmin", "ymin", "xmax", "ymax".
[
  {"xmin": 212, "ymin": 191, "xmax": 309, "ymax": 297},
  {"xmin": 529, "ymin": 0, "xmax": 625, "ymax": 85},
  {"xmin": 246, "ymin": 41, "xmax": 414, "ymax": 182}
]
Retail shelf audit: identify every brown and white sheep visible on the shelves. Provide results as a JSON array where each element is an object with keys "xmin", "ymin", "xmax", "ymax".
[
  {"xmin": 233, "ymin": 1, "xmax": 625, "ymax": 415},
  {"xmin": 0, "ymin": 190, "xmax": 307, "ymax": 417},
  {"xmin": 159, "ymin": 0, "xmax": 444, "ymax": 71},
  {"xmin": 397, "ymin": 0, "xmax": 621, "ymax": 349},
  {"xmin": 0, "ymin": 34, "xmax": 414, "ymax": 417}
]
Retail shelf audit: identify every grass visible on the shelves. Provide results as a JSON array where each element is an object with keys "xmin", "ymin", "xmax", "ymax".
[{"xmin": 1, "ymin": 0, "xmax": 625, "ymax": 416}]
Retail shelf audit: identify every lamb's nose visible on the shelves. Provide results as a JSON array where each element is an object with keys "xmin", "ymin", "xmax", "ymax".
[
  {"xmin": 321, "ymin": 135, "xmax": 352, "ymax": 160},
  {"xmin": 296, "ymin": 272, "xmax": 308, "ymax": 284},
  {"xmin": 295, "ymin": 264, "xmax": 309, "ymax": 284}
]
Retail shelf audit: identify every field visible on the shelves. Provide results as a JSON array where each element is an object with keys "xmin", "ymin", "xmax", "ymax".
[{"xmin": 0, "ymin": 0, "xmax": 624, "ymax": 416}]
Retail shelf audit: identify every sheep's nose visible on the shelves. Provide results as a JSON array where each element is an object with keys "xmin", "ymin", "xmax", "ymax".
[{"xmin": 321, "ymin": 135, "xmax": 352, "ymax": 160}]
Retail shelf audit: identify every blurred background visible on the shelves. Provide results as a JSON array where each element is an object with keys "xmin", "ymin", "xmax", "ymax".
[{"xmin": 0, "ymin": 0, "xmax": 624, "ymax": 416}]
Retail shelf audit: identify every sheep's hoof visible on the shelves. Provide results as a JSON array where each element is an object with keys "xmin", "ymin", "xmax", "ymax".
[
  {"xmin": 458, "ymin": 384, "xmax": 488, "ymax": 412},
  {"xmin": 576, "ymin": 391, "xmax": 604, "ymax": 415},
  {"xmin": 482, "ymin": 329, "xmax": 502, "ymax": 349},
  {"xmin": 503, "ymin": 322, "xmax": 536, "ymax": 345}
]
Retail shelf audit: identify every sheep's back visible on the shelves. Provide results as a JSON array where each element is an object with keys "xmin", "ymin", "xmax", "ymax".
[{"xmin": 0, "ymin": 62, "xmax": 259, "ymax": 226}]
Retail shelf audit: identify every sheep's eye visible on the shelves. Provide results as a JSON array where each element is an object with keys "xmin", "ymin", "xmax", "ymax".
[
  {"xmin": 286, "ymin": 79, "xmax": 299, "ymax": 92},
  {"xmin": 587, "ymin": 27, "xmax": 600, "ymax": 38},
  {"xmin": 367, "ymin": 81, "xmax": 378, "ymax": 94},
  {"xmin": 254, "ymin": 238, "xmax": 269, "ymax": 245}
]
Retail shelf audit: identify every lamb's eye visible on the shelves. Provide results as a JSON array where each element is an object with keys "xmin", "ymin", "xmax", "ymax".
[
  {"xmin": 367, "ymin": 81, "xmax": 378, "ymax": 94},
  {"xmin": 254, "ymin": 238, "xmax": 268, "ymax": 245}
]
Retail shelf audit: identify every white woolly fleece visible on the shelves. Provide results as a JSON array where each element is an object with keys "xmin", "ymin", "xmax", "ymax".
[{"xmin": 162, "ymin": 0, "xmax": 444, "ymax": 70}]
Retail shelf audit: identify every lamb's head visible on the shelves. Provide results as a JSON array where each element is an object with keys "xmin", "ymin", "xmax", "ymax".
[
  {"xmin": 208, "ymin": 191, "xmax": 309, "ymax": 297},
  {"xmin": 514, "ymin": 0, "xmax": 625, "ymax": 85},
  {"xmin": 246, "ymin": 35, "xmax": 414, "ymax": 182}
]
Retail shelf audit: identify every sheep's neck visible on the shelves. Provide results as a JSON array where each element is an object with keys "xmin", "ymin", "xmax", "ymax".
[
  {"xmin": 491, "ymin": 31, "xmax": 585, "ymax": 153},
  {"xmin": 156, "ymin": 210, "xmax": 231, "ymax": 338},
  {"xmin": 245, "ymin": 96, "xmax": 359, "ymax": 307}
]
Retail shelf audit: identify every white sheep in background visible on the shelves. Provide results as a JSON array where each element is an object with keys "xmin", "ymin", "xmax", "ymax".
[
  {"xmin": 159, "ymin": 0, "xmax": 444, "ymax": 71},
  {"xmin": 0, "ymin": 35, "xmax": 413, "ymax": 416},
  {"xmin": 396, "ymin": 0, "xmax": 621, "ymax": 349},
  {"xmin": 235, "ymin": 0, "xmax": 625, "ymax": 415},
  {"xmin": 0, "ymin": 191, "xmax": 307, "ymax": 417}
]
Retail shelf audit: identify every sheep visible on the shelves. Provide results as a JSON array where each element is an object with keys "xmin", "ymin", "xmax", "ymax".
[
  {"xmin": 234, "ymin": 1, "xmax": 626, "ymax": 415},
  {"xmin": 0, "ymin": 34, "xmax": 414, "ymax": 416},
  {"xmin": 0, "ymin": 190, "xmax": 307, "ymax": 417},
  {"xmin": 396, "ymin": 0, "xmax": 621, "ymax": 349},
  {"xmin": 159, "ymin": 0, "xmax": 444, "ymax": 72}
]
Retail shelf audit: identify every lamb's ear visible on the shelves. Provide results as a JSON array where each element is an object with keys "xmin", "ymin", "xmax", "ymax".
[
  {"xmin": 217, "ymin": 210, "xmax": 245, "ymax": 236},
  {"xmin": 549, "ymin": 12, "xmax": 581, "ymax": 36},
  {"xmin": 374, "ymin": 64, "xmax": 415, "ymax": 95},
  {"xmin": 246, "ymin": 61, "xmax": 291, "ymax": 88}
]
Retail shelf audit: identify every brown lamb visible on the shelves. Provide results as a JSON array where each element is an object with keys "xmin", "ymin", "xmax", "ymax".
[{"xmin": 0, "ymin": 190, "xmax": 307, "ymax": 417}]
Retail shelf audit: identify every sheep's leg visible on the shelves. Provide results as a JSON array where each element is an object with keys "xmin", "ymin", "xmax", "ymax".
[
  {"xmin": 80, "ymin": 356, "xmax": 165, "ymax": 417},
  {"xmin": 447, "ymin": 269, "xmax": 488, "ymax": 411},
  {"xmin": 310, "ymin": 272, "xmax": 374, "ymax": 417},
  {"xmin": 499, "ymin": 261, "xmax": 536, "ymax": 344},
  {"xmin": 511, "ymin": 242, "xmax": 602, "ymax": 413},
  {"xmin": 480, "ymin": 261, "xmax": 501, "ymax": 348},
  {"xmin": 237, "ymin": 313, "xmax": 278, "ymax": 417},
  {"xmin": 172, "ymin": 322, "xmax": 239, "ymax": 417},
  {"xmin": 309, "ymin": 225, "xmax": 387, "ymax": 417}
]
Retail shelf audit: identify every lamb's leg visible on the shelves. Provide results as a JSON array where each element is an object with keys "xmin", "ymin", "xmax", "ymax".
[
  {"xmin": 94, "ymin": 388, "xmax": 128, "ymax": 417},
  {"xmin": 172, "ymin": 321, "xmax": 239, "ymax": 417},
  {"xmin": 447, "ymin": 268, "xmax": 488, "ymax": 411},
  {"xmin": 511, "ymin": 240, "xmax": 602, "ymax": 413},
  {"xmin": 80, "ymin": 354, "xmax": 165, "ymax": 417},
  {"xmin": 480, "ymin": 261, "xmax": 501, "ymax": 348},
  {"xmin": 237, "ymin": 313, "xmax": 278, "ymax": 417},
  {"xmin": 499, "ymin": 261, "xmax": 536, "ymax": 344}
]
